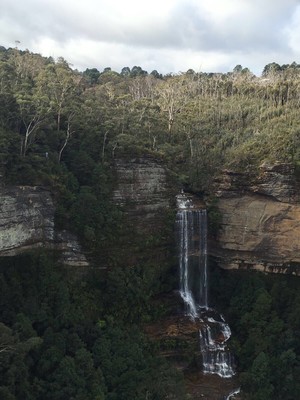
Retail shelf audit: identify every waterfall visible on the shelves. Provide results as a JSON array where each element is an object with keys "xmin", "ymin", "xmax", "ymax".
[
  {"xmin": 224, "ymin": 387, "xmax": 241, "ymax": 400},
  {"xmin": 176, "ymin": 195, "xmax": 208, "ymax": 318},
  {"xmin": 176, "ymin": 193, "xmax": 235, "ymax": 378},
  {"xmin": 199, "ymin": 321, "xmax": 235, "ymax": 378}
]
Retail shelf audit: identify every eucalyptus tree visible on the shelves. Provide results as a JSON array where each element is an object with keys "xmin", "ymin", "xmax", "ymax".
[
  {"xmin": 262, "ymin": 62, "xmax": 282, "ymax": 78},
  {"xmin": 36, "ymin": 58, "xmax": 79, "ymax": 133},
  {"xmin": 32, "ymin": 58, "xmax": 85, "ymax": 161},
  {"xmin": 8, "ymin": 48, "xmax": 47, "ymax": 89},
  {"xmin": 155, "ymin": 74, "xmax": 196, "ymax": 134},
  {"xmin": 80, "ymin": 80, "xmax": 129, "ymax": 161},
  {"xmin": 17, "ymin": 91, "xmax": 52, "ymax": 156},
  {"xmin": 150, "ymin": 70, "xmax": 162, "ymax": 79},
  {"xmin": 57, "ymin": 111, "xmax": 76, "ymax": 163},
  {"xmin": 82, "ymin": 68, "xmax": 100, "ymax": 85},
  {"xmin": 15, "ymin": 67, "xmax": 54, "ymax": 157},
  {"xmin": 120, "ymin": 66, "xmax": 131, "ymax": 76},
  {"xmin": 130, "ymin": 65, "xmax": 148, "ymax": 77},
  {"xmin": 0, "ymin": 60, "xmax": 19, "ymax": 135},
  {"xmin": 0, "ymin": 59, "xmax": 15, "ymax": 94}
]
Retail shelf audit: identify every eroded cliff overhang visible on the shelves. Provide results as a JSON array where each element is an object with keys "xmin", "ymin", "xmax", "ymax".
[
  {"xmin": 214, "ymin": 162, "xmax": 299, "ymax": 203},
  {"xmin": 211, "ymin": 163, "xmax": 300, "ymax": 275},
  {"xmin": 0, "ymin": 186, "xmax": 88, "ymax": 266}
]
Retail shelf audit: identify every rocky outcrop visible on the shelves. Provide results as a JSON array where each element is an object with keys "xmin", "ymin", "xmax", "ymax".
[
  {"xmin": 214, "ymin": 162, "xmax": 299, "ymax": 203},
  {"xmin": 212, "ymin": 163, "xmax": 300, "ymax": 275},
  {"xmin": 250, "ymin": 162, "xmax": 299, "ymax": 203},
  {"xmin": 0, "ymin": 156, "xmax": 171, "ymax": 267},
  {"xmin": 144, "ymin": 312, "xmax": 239, "ymax": 400},
  {"xmin": 0, "ymin": 186, "xmax": 88, "ymax": 266},
  {"xmin": 113, "ymin": 156, "xmax": 172, "ymax": 231},
  {"xmin": 111, "ymin": 155, "xmax": 175, "ymax": 267}
]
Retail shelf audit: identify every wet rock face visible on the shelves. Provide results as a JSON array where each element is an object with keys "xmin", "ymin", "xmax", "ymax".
[
  {"xmin": 212, "ymin": 163, "xmax": 300, "ymax": 275},
  {"xmin": 0, "ymin": 186, "xmax": 88, "ymax": 266}
]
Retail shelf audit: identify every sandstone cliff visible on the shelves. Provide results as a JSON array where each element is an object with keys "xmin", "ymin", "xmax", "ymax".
[
  {"xmin": 113, "ymin": 156, "xmax": 173, "ymax": 230},
  {"xmin": 2, "ymin": 158, "xmax": 299, "ymax": 275},
  {"xmin": 0, "ymin": 156, "xmax": 171, "ymax": 267},
  {"xmin": 111, "ymin": 155, "xmax": 175, "ymax": 266},
  {"xmin": 0, "ymin": 186, "xmax": 88, "ymax": 266},
  {"xmin": 212, "ymin": 163, "xmax": 300, "ymax": 275}
]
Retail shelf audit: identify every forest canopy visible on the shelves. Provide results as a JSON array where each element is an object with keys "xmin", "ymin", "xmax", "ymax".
[
  {"xmin": 1, "ymin": 46, "xmax": 300, "ymax": 400},
  {"xmin": 1, "ymin": 45, "xmax": 300, "ymax": 194}
]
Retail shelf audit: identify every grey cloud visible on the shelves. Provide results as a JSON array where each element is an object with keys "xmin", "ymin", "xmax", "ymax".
[
  {"xmin": 0, "ymin": 0, "xmax": 298, "ymax": 53},
  {"xmin": 0, "ymin": 0, "xmax": 71, "ymax": 46},
  {"xmin": 165, "ymin": 0, "xmax": 298, "ymax": 54},
  {"xmin": 1, "ymin": 0, "xmax": 300, "ymax": 75}
]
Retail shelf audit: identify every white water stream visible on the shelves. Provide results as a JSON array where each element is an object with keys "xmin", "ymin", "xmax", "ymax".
[
  {"xmin": 176, "ymin": 193, "xmax": 235, "ymax": 379},
  {"xmin": 224, "ymin": 387, "xmax": 241, "ymax": 400},
  {"xmin": 199, "ymin": 321, "xmax": 235, "ymax": 378}
]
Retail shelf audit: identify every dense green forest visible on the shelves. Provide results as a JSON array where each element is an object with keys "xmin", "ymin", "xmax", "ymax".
[
  {"xmin": 210, "ymin": 265, "xmax": 300, "ymax": 400},
  {"xmin": 0, "ymin": 253, "xmax": 185, "ymax": 400},
  {"xmin": 0, "ymin": 46, "xmax": 300, "ymax": 399}
]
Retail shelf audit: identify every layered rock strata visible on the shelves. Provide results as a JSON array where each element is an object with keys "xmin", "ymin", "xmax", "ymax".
[
  {"xmin": 113, "ymin": 156, "xmax": 172, "ymax": 231},
  {"xmin": 0, "ymin": 186, "xmax": 88, "ymax": 266},
  {"xmin": 212, "ymin": 163, "xmax": 300, "ymax": 274}
]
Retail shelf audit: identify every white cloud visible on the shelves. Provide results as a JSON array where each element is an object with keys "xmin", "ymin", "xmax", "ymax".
[
  {"xmin": 1, "ymin": 0, "xmax": 300, "ymax": 75},
  {"xmin": 285, "ymin": 5, "xmax": 300, "ymax": 54}
]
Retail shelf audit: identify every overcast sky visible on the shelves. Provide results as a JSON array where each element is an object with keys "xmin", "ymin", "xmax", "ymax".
[{"xmin": 1, "ymin": 0, "xmax": 300, "ymax": 76}]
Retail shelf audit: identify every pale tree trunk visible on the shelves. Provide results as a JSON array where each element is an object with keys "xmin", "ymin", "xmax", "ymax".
[
  {"xmin": 54, "ymin": 80, "xmax": 73, "ymax": 132},
  {"xmin": 168, "ymin": 106, "xmax": 174, "ymax": 133},
  {"xmin": 112, "ymin": 142, "xmax": 118, "ymax": 158},
  {"xmin": 0, "ymin": 345, "xmax": 14, "ymax": 354},
  {"xmin": 187, "ymin": 131, "xmax": 194, "ymax": 159},
  {"xmin": 57, "ymin": 108, "xmax": 61, "ymax": 132},
  {"xmin": 58, "ymin": 114, "xmax": 75, "ymax": 163},
  {"xmin": 152, "ymin": 135, "xmax": 156, "ymax": 150},
  {"xmin": 102, "ymin": 130, "xmax": 109, "ymax": 161},
  {"xmin": 22, "ymin": 115, "xmax": 44, "ymax": 157}
]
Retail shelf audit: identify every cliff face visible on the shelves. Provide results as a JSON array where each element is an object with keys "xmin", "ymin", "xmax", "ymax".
[
  {"xmin": 113, "ymin": 156, "xmax": 172, "ymax": 231},
  {"xmin": 0, "ymin": 186, "xmax": 54, "ymax": 253},
  {"xmin": 113, "ymin": 157, "xmax": 300, "ymax": 275},
  {"xmin": 0, "ymin": 156, "xmax": 171, "ymax": 268},
  {"xmin": 0, "ymin": 186, "xmax": 88, "ymax": 266},
  {"xmin": 2, "ymin": 158, "xmax": 299, "ymax": 275},
  {"xmin": 212, "ymin": 163, "xmax": 300, "ymax": 274},
  {"xmin": 112, "ymin": 156, "xmax": 174, "ymax": 266}
]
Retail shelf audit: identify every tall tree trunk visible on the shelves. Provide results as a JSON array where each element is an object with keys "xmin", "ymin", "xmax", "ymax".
[{"xmin": 58, "ymin": 116, "xmax": 74, "ymax": 163}]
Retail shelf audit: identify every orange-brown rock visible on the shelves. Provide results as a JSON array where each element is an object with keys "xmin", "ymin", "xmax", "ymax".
[
  {"xmin": 144, "ymin": 315, "xmax": 202, "ymax": 340},
  {"xmin": 144, "ymin": 314, "xmax": 240, "ymax": 400},
  {"xmin": 212, "ymin": 163, "xmax": 300, "ymax": 275}
]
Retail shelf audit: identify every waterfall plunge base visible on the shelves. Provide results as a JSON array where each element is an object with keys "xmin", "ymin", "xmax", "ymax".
[{"xmin": 199, "ymin": 317, "xmax": 235, "ymax": 378}]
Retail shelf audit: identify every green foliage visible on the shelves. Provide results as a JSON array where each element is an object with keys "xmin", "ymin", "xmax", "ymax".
[
  {"xmin": 240, "ymin": 352, "xmax": 274, "ymax": 400},
  {"xmin": 83, "ymin": 68, "xmax": 100, "ymax": 85},
  {"xmin": 2, "ymin": 46, "xmax": 300, "ymax": 196},
  {"xmin": 209, "ymin": 264, "xmax": 300, "ymax": 400},
  {"xmin": 207, "ymin": 197, "xmax": 222, "ymax": 236},
  {"xmin": 0, "ymin": 252, "xmax": 187, "ymax": 400},
  {"xmin": 1, "ymin": 46, "xmax": 300, "ymax": 400}
]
